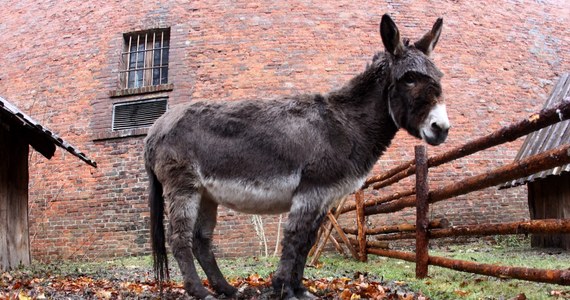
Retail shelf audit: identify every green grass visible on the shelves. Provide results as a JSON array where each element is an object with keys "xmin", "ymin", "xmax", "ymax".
[
  {"xmin": 300, "ymin": 237, "xmax": 570, "ymax": 300},
  {"xmin": 13, "ymin": 237, "xmax": 570, "ymax": 299}
]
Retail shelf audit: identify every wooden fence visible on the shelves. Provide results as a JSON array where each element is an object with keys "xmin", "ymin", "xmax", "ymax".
[{"xmin": 310, "ymin": 99, "xmax": 570, "ymax": 285}]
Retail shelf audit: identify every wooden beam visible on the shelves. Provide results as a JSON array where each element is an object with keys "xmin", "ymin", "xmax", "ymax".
[
  {"xmin": 367, "ymin": 248, "xmax": 570, "ymax": 285},
  {"xmin": 355, "ymin": 190, "xmax": 367, "ymax": 262},
  {"xmin": 429, "ymin": 219, "xmax": 570, "ymax": 238},
  {"xmin": 373, "ymin": 219, "xmax": 570, "ymax": 241},
  {"xmin": 309, "ymin": 196, "xmax": 348, "ymax": 265},
  {"xmin": 326, "ymin": 211, "xmax": 360, "ymax": 260},
  {"xmin": 0, "ymin": 124, "xmax": 31, "ymax": 271},
  {"xmin": 415, "ymin": 145, "xmax": 429, "ymax": 278},
  {"xmin": 428, "ymin": 255, "xmax": 570, "ymax": 285},
  {"xmin": 343, "ymin": 219, "xmax": 449, "ymax": 235},
  {"xmin": 349, "ymin": 238, "xmax": 389, "ymax": 249},
  {"xmin": 340, "ymin": 188, "xmax": 415, "ymax": 214}
]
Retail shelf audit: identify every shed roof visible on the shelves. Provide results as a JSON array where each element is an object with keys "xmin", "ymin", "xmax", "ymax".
[
  {"xmin": 0, "ymin": 97, "xmax": 97, "ymax": 168},
  {"xmin": 502, "ymin": 73, "xmax": 570, "ymax": 188}
]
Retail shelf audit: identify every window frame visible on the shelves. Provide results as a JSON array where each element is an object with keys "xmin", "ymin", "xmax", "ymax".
[{"xmin": 120, "ymin": 28, "xmax": 170, "ymax": 89}]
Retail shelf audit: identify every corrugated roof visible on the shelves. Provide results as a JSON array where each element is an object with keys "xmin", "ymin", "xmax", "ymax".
[
  {"xmin": 0, "ymin": 96, "xmax": 97, "ymax": 168},
  {"xmin": 502, "ymin": 73, "xmax": 570, "ymax": 188}
]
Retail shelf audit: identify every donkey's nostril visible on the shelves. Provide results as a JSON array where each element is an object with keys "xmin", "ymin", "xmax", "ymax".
[{"xmin": 431, "ymin": 122, "xmax": 441, "ymax": 132}]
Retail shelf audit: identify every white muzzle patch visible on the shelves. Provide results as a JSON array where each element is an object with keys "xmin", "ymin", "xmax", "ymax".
[{"xmin": 420, "ymin": 103, "xmax": 450, "ymax": 146}]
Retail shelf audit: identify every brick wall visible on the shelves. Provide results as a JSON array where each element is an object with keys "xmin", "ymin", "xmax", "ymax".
[{"xmin": 0, "ymin": 0, "xmax": 568, "ymax": 261}]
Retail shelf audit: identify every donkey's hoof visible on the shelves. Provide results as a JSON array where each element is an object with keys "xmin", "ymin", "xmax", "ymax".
[
  {"xmin": 215, "ymin": 285, "xmax": 237, "ymax": 297},
  {"xmin": 295, "ymin": 290, "xmax": 317, "ymax": 300}
]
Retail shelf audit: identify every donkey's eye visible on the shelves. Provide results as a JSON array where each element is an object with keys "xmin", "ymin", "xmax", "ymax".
[{"xmin": 403, "ymin": 76, "xmax": 416, "ymax": 86}]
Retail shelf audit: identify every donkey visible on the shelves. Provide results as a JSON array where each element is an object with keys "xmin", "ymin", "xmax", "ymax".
[{"xmin": 144, "ymin": 14, "xmax": 449, "ymax": 300}]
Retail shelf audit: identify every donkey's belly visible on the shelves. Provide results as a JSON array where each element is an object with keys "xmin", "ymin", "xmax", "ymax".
[{"xmin": 202, "ymin": 176, "xmax": 300, "ymax": 214}]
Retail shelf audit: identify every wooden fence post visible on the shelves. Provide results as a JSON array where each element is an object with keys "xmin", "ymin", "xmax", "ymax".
[
  {"xmin": 415, "ymin": 145, "xmax": 429, "ymax": 278},
  {"xmin": 355, "ymin": 190, "xmax": 367, "ymax": 262}
]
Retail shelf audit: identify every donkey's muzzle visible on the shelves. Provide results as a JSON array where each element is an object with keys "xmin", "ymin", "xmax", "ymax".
[
  {"xmin": 421, "ymin": 103, "xmax": 450, "ymax": 146},
  {"xmin": 424, "ymin": 123, "xmax": 449, "ymax": 146}
]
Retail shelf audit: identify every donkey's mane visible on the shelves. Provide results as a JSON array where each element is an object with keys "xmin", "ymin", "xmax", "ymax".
[{"xmin": 328, "ymin": 52, "xmax": 390, "ymax": 105}]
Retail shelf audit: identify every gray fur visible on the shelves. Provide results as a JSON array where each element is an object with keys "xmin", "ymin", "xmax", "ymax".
[{"xmin": 144, "ymin": 14, "xmax": 449, "ymax": 299}]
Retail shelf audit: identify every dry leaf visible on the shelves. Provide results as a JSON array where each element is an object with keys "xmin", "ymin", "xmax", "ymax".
[
  {"xmin": 18, "ymin": 291, "xmax": 31, "ymax": 300},
  {"xmin": 510, "ymin": 293, "xmax": 526, "ymax": 300},
  {"xmin": 454, "ymin": 290, "xmax": 470, "ymax": 297},
  {"xmin": 528, "ymin": 114, "xmax": 540, "ymax": 122}
]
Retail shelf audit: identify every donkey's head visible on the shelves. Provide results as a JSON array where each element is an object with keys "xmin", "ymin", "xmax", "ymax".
[{"xmin": 380, "ymin": 14, "xmax": 450, "ymax": 146}]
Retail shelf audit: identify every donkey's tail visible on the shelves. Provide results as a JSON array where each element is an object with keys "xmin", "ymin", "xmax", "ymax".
[{"xmin": 148, "ymin": 168, "xmax": 170, "ymax": 283}]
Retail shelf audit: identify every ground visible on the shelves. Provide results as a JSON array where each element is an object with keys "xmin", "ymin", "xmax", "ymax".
[{"xmin": 1, "ymin": 237, "xmax": 569, "ymax": 299}]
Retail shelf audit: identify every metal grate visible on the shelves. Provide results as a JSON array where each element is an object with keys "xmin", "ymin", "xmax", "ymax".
[
  {"xmin": 112, "ymin": 98, "xmax": 167, "ymax": 131},
  {"xmin": 120, "ymin": 28, "xmax": 170, "ymax": 89}
]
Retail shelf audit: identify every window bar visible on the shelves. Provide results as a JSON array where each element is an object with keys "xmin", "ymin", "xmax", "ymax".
[
  {"xmin": 143, "ymin": 33, "xmax": 148, "ymax": 86},
  {"xmin": 152, "ymin": 32, "xmax": 156, "ymax": 85},
  {"xmin": 159, "ymin": 31, "xmax": 164, "ymax": 84},
  {"xmin": 125, "ymin": 35, "xmax": 132, "ymax": 89},
  {"xmin": 135, "ymin": 34, "xmax": 140, "ymax": 87}
]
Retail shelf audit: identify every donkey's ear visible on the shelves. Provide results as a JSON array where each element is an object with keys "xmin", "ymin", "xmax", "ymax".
[
  {"xmin": 380, "ymin": 14, "xmax": 404, "ymax": 57},
  {"xmin": 414, "ymin": 17, "xmax": 443, "ymax": 56}
]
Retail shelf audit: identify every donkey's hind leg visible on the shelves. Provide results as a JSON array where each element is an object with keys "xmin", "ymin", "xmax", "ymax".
[
  {"xmin": 167, "ymin": 188, "xmax": 215, "ymax": 299},
  {"xmin": 193, "ymin": 196, "xmax": 237, "ymax": 297}
]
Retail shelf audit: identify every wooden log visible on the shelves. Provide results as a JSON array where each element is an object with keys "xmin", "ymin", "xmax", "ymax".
[
  {"xmin": 343, "ymin": 219, "xmax": 449, "ymax": 235},
  {"xmin": 367, "ymin": 100, "xmax": 570, "ymax": 189},
  {"xmin": 340, "ymin": 188, "xmax": 415, "ymax": 214},
  {"xmin": 429, "ymin": 219, "xmax": 570, "ymax": 238},
  {"xmin": 328, "ymin": 235, "xmax": 346, "ymax": 256},
  {"xmin": 415, "ymin": 145, "xmax": 429, "ymax": 278},
  {"xmin": 375, "ymin": 232, "xmax": 416, "ymax": 241},
  {"xmin": 363, "ymin": 161, "xmax": 414, "ymax": 188},
  {"xmin": 374, "ymin": 219, "xmax": 570, "ymax": 241},
  {"xmin": 355, "ymin": 190, "xmax": 367, "ymax": 262},
  {"xmin": 429, "ymin": 144, "xmax": 570, "ymax": 203},
  {"xmin": 367, "ymin": 248, "xmax": 570, "ymax": 285},
  {"xmin": 326, "ymin": 211, "xmax": 360, "ymax": 260},
  {"xmin": 367, "ymin": 248, "xmax": 416, "ymax": 262},
  {"xmin": 349, "ymin": 238, "xmax": 389, "ymax": 249},
  {"xmin": 309, "ymin": 196, "xmax": 349, "ymax": 265},
  {"xmin": 372, "ymin": 169, "xmax": 414, "ymax": 190},
  {"xmin": 428, "ymin": 255, "xmax": 570, "ymax": 285},
  {"xmin": 308, "ymin": 226, "xmax": 323, "ymax": 258},
  {"xmin": 365, "ymin": 144, "xmax": 570, "ymax": 216}
]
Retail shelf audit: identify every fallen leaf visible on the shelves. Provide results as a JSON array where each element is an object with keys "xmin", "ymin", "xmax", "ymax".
[
  {"xmin": 18, "ymin": 291, "xmax": 32, "ymax": 300},
  {"xmin": 95, "ymin": 289, "xmax": 112, "ymax": 299},
  {"xmin": 399, "ymin": 293, "xmax": 414, "ymax": 300},
  {"xmin": 454, "ymin": 290, "xmax": 470, "ymax": 297},
  {"xmin": 528, "ymin": 114, "xmax": 540, "ymax": 122},
  {"xmin": 510, "ymin": 293, "xmax": 526, "ymax": 300},
  {"xmin": 340, "ymin": 289, "xmax": 352, "ymax": 300}
]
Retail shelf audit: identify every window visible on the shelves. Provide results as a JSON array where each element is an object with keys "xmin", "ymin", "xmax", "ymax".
[
  {"xmin": 112, "ymin": 98, "xmax": 167, "ymax": 131},
  {"xmin": 120, "ymin": 28, "xmax": 170, "ymax": 89}
]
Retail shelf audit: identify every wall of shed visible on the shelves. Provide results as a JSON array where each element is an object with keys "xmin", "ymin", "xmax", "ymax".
[
  {"xmin": 528, "ymin": 173, "xmax": 570, "ymax": 250},
  {"xmin": 0, "ymin": 1, "xmax": 568, "ymax": 260},
  {"xmin": 0, "ymin": 124, "xmax": 31, "ymax": 270}
]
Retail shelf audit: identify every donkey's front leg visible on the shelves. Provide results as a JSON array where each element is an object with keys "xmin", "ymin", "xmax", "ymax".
[{"xmin": 272, "ymin": 197, "xmax": 326, "ymax": 299}]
